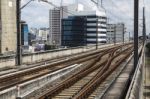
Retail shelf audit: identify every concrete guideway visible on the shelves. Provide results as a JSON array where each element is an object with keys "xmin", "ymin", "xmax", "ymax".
[
  {"xmin": 143, "ymin": 48, "xmax": 150, "ymax": 99},
  {"xmin": 0, "ymin": 43, "xmax": 120, "ymax": 69}
]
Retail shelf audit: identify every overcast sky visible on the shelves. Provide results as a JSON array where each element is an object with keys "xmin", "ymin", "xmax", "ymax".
[{"xmin": 21, "ymin": 0, "xmax": 150, "ymax": 36}]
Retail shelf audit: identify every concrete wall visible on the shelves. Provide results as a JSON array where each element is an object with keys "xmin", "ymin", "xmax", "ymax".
[
  {"xmin": 22, "ymin": 45, "xmax": 95, "ymax": 64},
  {"xmin": 0, "ymin": 55, "xmax": 16, "ymax": 68},
  {"xmin": 0, "ymin": 44, "xmax": 114, "ymax": 68},
  {"xmin": 0, "ymin": 64, "xmax": 81, "ymax": 99},
  {"xmin": 0, "ymin": 0, "xmax": 17, "ymax": 53}
]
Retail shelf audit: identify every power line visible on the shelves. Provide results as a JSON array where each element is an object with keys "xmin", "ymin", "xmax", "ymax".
[
  {"xmin": 21, "ymin": 0, "xmax": 35, "ymax": 9},
  {"xmin": 100, "ymin": 0, "xmax": 133, "ymax": 23},
  {"xmin": 39, "ymin": 0, "xmax": 81, "ymax": 17}
]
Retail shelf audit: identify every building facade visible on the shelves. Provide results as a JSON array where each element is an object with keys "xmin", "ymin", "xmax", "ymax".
[
  {"xmin": 0, "ymin": 0, "xmax": 17, "ymax": 53},
  {"xmin": 107, "ymin": 24, "xmax": 115, "ymax": 43},
  {"xmin": 115, "ymin": 23, "xmax": 125, "ymax": 43},
  {"xmin": 107, "ymin": 23, "xmax": 125, "ymax": 43},
  {"xmin": 21, "ymin": 21, "xmax": 29, "ymax": 46},
  {"xmin": 62, "ymin": 17, "xmax": 86, "ymax": 47},
  {"xmin": 86, "ymin": 15, "xmax": 107, "ymax": 44},
  {"xmin": 61, "ymin": 10, "xmax": 107, "ymax": 47},
  {"xmin": 49, "ymin": 6, "xmax": 68, "ymax": 46},
  {"xmin": 38, "ymin": 28, "xmax": 49, "ymax": 41}
]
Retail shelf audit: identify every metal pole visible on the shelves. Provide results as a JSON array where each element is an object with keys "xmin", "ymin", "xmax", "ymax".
[
  {"xmin": 134, "ymin": 0, "xmax": 139, "ymax": 70},
  {"xmin": 129, "ymin": 32, "xmax": 130, "ymax": 42},
  {"xmin": 143, "ymin": 7, "xmax": 146, "ymax": 44},
  {"xmin": 123, "ymin": 24, "xmax": 125, "ymax": 44},
  {"xmin": 114, "ymin": 25, "xmax": 116, "ymax": 45},
  {"xmin": 16, "ymin": 0, "xmax": 22, "ymax": 65}
]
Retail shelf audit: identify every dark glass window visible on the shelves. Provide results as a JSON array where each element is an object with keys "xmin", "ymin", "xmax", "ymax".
[{"xmin": 63, "ymin": 21, "xmax": 72, "ymax": 25}]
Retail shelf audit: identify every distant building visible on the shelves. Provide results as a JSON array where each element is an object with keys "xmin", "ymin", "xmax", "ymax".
[
  {"xmin": 28, "ymin": 33, "xmax": 36, "ymax": 45},
  {"xmin": 61, "ymin": 8, "xmax": 107, "ymax": 47},
  {"xmin": 38, "ymin": 28, "xmax": 49, "ymax": 41},
  {"xmin": 21, "ymin": 21, "xmax": 29, "ymax": 46},
  {"xmin": 115, "ymin": 23, "xmax": 125, "ymax": 42},
  {"xmin": 107, "ymin": 24, "xmax": 115, "ymax": 43},
  {"xmin": 49, "ymin": 6, "xmax": 68, "ymax": 46},
  {"xmin": 107, "ymin": 23, "xmax": 125, "ymax": 43},
  {"xmin": 62, "ymin": 17, "xmax": 86, "ymax": 47},
  {"xmin": 0, "ymin": 0, "xmax": 17, "ymax": 53}
]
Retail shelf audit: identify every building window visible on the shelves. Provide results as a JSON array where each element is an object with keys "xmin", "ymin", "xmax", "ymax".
[
  {"xmin": 5, "ymin": 47, "xmax": 8, "ymax": 51},
  {"xmin": 63, "ymin": 21, "xmax": 72, "ymax": 25}
]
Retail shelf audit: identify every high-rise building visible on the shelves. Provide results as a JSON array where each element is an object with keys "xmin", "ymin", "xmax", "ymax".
[
  {"xmin": 21, "ymin": 21, "xmax": 29, "ymax": 46},
  {"xmin": 49, "ymin": 6, "xmax": 68, "ymax": 46},
  {"xmin": 62, "ymin": 9, "xmax": 107, "ymax": 46},
  {"xmin": 61, "ymin": 9, "xmax": 107, "ymax": 47},
  {"xmin": 0, "ymin": 0, "xmax": 17, "ymax": 53}
]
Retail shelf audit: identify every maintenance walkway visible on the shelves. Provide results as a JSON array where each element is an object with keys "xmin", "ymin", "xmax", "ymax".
[{"xmin": 143, "ymin": 48, "xmax": 150, "ymax": 99}]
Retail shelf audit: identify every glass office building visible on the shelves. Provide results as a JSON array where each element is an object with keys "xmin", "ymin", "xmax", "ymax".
[
  {"xmin": 21, "ymin": 21, "xmax": 29, "ymax": 46},
  {"xmin": 61, "ymin": 8, "xmax": 107, "ymax": 47},
  {"xmin": 62, "ymin": 17, "xmax": 86, "ymax": 47}
]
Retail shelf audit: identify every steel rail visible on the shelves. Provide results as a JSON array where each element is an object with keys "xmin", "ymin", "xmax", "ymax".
[
  {"xmin": 38, "ymin": 45, "xmax": 132, "ymax": 99},
  {"xmin": 73, "ymin": 48, "xmax": 133, "ymax": 99}
]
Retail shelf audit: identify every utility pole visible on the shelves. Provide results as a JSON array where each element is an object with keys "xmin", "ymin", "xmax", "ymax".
[
  {"xmin": 123, "ymin": 24, "xmax": 125, "ymax": 44},
  {"xmin": 129, "ymin": 32, "xmax": 130, "ymax": 42},
  {"xmin": 143, "ymin": 7, "xmax": 146, "ymax": 44},
  {"xmin": 16, "ymin": 0, "xmax": 35, "ymax": 66},
  {"xmin": 114, "ymin": 25, "xmax": 116, "ymax": 45},
  {"xmin": 134, "ymin": 0, "xmax": 139, "ymax": 71},
  {"xmin": 16, "ymin": 0, "xmax": 22, "ymax": 65}
]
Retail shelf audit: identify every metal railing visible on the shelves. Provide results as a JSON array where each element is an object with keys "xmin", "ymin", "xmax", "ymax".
[{"xmin": 125, "ymin": 45, "xmax": 145, "ymax": 99}]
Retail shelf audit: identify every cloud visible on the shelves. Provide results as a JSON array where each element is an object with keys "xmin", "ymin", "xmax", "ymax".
[{"xmin": 21, "ymin": 0, "xmax": 150, "ymax": 35}]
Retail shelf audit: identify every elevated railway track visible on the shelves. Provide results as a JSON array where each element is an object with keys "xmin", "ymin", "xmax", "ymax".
[
  {"xmin": 0, "ymin": 43, "xmax": 132, "ymax": 92},
  {"xmin": 33, "ymin": 44, "xmax": 135, "ymax": 99}
]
